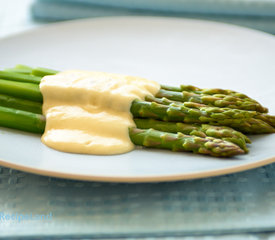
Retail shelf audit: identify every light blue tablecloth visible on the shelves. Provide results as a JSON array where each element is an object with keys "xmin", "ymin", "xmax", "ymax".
[
  {"xmin": 31, "ymin": 0, "xmax": 275, "ymax": 34},
  {"xmin": 1, "ymin": 163, "xmax": 275, "ymax": 239}
]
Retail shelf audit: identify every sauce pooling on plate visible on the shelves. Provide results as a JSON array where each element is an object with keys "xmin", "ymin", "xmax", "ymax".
[{"xmin": 40, "ymin": 70, "xmax": 160, "ymax": 155}]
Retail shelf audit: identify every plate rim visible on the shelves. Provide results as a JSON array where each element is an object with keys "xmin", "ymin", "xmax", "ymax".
[{"xmin": 0, "ymin": 155, "xmax": 274, "ymax": 182}]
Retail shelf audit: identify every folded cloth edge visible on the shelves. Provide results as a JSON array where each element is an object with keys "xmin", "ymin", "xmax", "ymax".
[
  {"xmin": 36, "ymin": 0, "xmax": 275, "ymax": 17},
  {"xmin": 31, "ymin": 1, "xmax": 275, "ymax": 34}
]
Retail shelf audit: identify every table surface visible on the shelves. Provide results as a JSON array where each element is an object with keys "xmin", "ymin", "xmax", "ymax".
[{"xmin": 1, "ymin": 1, "xmax": 275, "ymax": 239}]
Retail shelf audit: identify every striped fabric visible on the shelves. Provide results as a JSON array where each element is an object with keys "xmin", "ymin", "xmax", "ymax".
[{"xmin": 31, "ymin": 0, "xmax": 275, "ymax": 34}]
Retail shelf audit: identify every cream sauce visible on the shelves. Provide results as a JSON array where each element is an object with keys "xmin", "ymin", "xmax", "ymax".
[{"xmin": 40, "ymin": 70, "xmax": 160, "ymax": 155}]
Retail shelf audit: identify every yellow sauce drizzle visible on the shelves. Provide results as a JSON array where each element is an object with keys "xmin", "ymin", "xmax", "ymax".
[{"xmin": 40, "ymin": 70, "xmax": 160, "ymax": 155}]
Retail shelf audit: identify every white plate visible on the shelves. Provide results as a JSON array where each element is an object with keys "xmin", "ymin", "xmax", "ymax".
[{"xmin": 0, "ymin": 17, "xmax": 275, "ymax": 182}]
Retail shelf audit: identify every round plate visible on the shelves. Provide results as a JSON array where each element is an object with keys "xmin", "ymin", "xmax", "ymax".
[{"xmin": 0, "ymin": 17, "xmax": 275, "ymax": 182}]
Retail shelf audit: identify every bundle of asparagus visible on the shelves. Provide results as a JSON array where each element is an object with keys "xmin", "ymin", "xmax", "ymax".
[{"xmin": 0, "ymin": 64, "xmax": 274, "ymax": 158}]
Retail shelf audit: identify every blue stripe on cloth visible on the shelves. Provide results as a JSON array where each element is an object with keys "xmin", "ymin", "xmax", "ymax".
[
  {"xmin": 33, "ymin": 0, "xmax": 275, "ymax": 17},
  {"xmin": 31, "ymin": 0, "xmax": 275, "ymax": 34}
]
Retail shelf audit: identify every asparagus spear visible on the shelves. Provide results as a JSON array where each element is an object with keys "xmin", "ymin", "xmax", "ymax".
[
  {"xmin": 147, "ymin": 96, "xmax": 258, "ymax": 119},
  {"xmin": 134, "ymin": 118, "xmax": 250, "ymax": 152},
  {"xmin": 182, "ymin": 101, "xmax": 275, "ymax": 128},
  {"xmin": 4, "ymin": 68, "xmax": 32, "ymax": 75},
  {"xmin": 4, "ymin": 66, "xmax": 268, "ymax": 113},
  {"xmin": 146, "ymin": 96, "xmax": 275, "ymax": 130},
  {"xmin": 0, "ymin": 79, "xmax": 42, "ymax": 102},
  {"xmin": 7, "ymin": 65, "xmax": 258, "ymax": 109},
  {"xmin": 0, "ymin": 84, "xmax": 250, "ymax": 153},
  {"xmin": 0, "ymin": 105, "xmax": 244, "ymax": 157},
  {"xmin": 0, "ymin": 71, "xmax": 41, "ymax": 84},
  {"xmin": 0, "ymin": 106, "xmax": 45, "ymax": 133},
  {"xmin": 161, "ymin": 84, "xmax": 260, "ymax": 101},
  {"xmin": 13, "ymin": 64, "xmax": 33, "ymax": 71},
  {"xmin": 5, "ymin": 64, "xmax": 33, "ymax": 75},
  {"xmin": 0, "ymin": 69, "xmax": 273, "ymax": 135},
  {"xmin": 130, "ymin": 100, "xmax": 275, "ymax": 134},
  {"xmin": 5, "ymin": 65, "xmax": 55, "ymax": 76},
  {"xmin": 31, "ymin": 67, "xmax": 59, "ymax": 77},
  {"xmin": 156, "ymin": 88, "xmax": 267, "ymax": 113},
  {"xmin": 5, "ymin": 66, "xmax": 267, "ymax": 113},
  {"xmin": 0, "ymin": 94, "xmax": 42, "ymax": 114},
  {"xmin": 0, "ymin": 66, "xmax": 57, "ymax": 79},
  {"xmin": 129, "ymin": 128, "xmax": 244, "ymax": 157}
]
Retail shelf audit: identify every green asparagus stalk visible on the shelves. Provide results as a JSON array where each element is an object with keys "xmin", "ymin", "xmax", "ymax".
[
  {"xmin": 134, "ymin": 118, "xmax": 250, "ymax": 152},
  {"xmin": 0, "ymin": 79, "xmax": 42, "ymax": 102},
  {"xmin": 146, "ymin": 96, "xmax": 275, "ymax": 130},
  {"xmin": 5, "ymin": 66, "xmax": 267, "ymax": 113},
  {"xmin": 2, "ymin": 66, "xmax": 274, "ymax": 134},
  {"xmin": 130, "ymin": 100, "xmax": 275, "ymax": 134},
  {"xmin": 0, "ymin": 71, "xmax": 41, "ymax": 84},
  {"xmin": 0, "ymin": 79, "xmax": 249, "ymax": 152},
  {"xmin": 5, "ymin": 64, "xmax": 33, "ymax": 75},
  {"xmin": 182, "ymin": 101, "xmax": 275, "ymax": 128},
  {"xmin": 129, "ymin": 128, "xmax": 244, "ymax": 157},
  {"xmin": 161, "ymin": 84, "xmax": 258, "ymax": 100},
  {"xmin": 4, "ymin": 65, "xmax": 35, "ymax": 75},
  {"xmin": 147, "ymin": 96, "xmax": 258, "ymax": 119},
  {"xmin": 1, "ymin": 65, "xmax": 58, "ymax": 79},
  {"xmin": 3, "ymin": 64, "xmax": 275, "ymax": 157},
  {"xmin": 156, "ymin": 88, "xmax": 267, "ymax": 113},
  {"xmin": 4, "ymin": 66, "xmax": 268, "ymax": 113},
  {"xmin": 4, "ymin": 68, "xmax": 32, "ymax": 75},
  {"xmin": 0, "ymin": 106, "xmax": 45, "ymax": 133},
  {"xmin": 0, "ymin": 105, "xmax": 244, "ymax": 157},
  {"xmin": 13, "ymin": 64, "xmax": 33, "ymax": 71},
  {"xmin": 1, "ymin": 70, "xmax": 273, "ymax": 135},
  {"xmin": 0, "ymin": 87, "xmax": 250, "ymax": 152},
  {"xmin": 31, "ymin": 67, "xmax": 59, "ymax": 77},
  {"xmin": 0, "ymin": 94, "xmax": 42, "ymax": 114}
]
